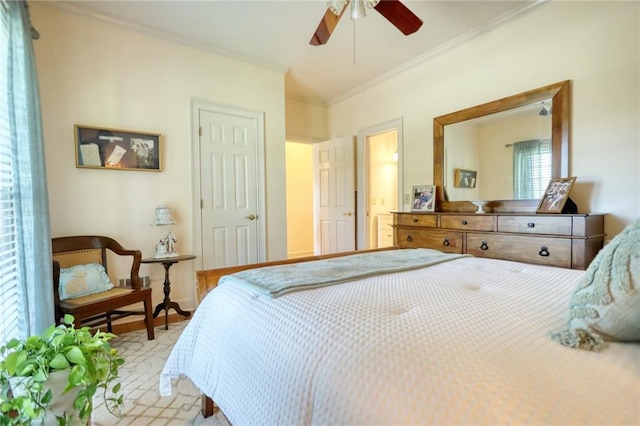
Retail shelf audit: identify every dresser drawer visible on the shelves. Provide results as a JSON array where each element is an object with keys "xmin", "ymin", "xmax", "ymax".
[
  {"xmin": 440, "ymin": 215, "xmax": 495, "ymax": 231},
  {"xmin": 396, "ymin": 227, "xmax": 463, "ymax": 254},
  {"xmin": 466, "ymin": 233, "xmax": 572, "ymax": 268},
  {"xmin": 497, "ymin": 216, "xmax": 572, "ymax": 236},
  {"xmin": 395, "ymin": 214, "xmax": 437, "ymax": 228},
  {"xmin": 377, "ymin": 215, "xmax": 394, "ymax": 247}
]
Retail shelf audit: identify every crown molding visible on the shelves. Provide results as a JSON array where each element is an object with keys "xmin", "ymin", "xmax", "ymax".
[
  {"xmin": 48, "ymin": 0, "xmax": 548, "ymax": 107},
  {"xmin": 50, "ymin": 2, "xmax": 290, "ymax": 75},
  {"xmin": 285, "ymin": 93, "xmax": 328, "ymax": 107},
  {"xmin": 327, "ymin": 0, "xmax": 549, "ymax": 106}
]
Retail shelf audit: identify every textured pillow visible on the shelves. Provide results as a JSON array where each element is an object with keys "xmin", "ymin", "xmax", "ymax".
[
  {"xmin": 549, "ymin": 219, "xmax": 640, "ymax": 351},
  {"xmin": 58, "ymin": 263, "xmax": 114, "ymax": 300}
]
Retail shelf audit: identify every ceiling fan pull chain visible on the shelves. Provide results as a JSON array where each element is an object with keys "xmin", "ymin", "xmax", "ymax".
[{"xmin": 353, "ymin": 19, "xmax": 356, "ymax": 64}]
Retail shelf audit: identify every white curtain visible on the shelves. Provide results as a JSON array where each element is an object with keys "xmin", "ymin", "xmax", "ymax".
[{"xmin": 0, "ymin": 0, "xmax": 53, "ymax": 344}]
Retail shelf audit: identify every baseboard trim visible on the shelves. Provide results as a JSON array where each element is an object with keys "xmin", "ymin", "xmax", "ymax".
[{"xmin": 111, "ymin": 313, "xmax": 192, "ymax": 335}]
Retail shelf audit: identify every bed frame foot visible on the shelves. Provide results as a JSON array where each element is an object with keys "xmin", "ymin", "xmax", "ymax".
[{"xmin": 201, "ymin": 394, "xmax": 218, "ymax": 418}]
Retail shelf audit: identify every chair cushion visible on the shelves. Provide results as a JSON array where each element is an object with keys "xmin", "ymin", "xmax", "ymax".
[
  {"xmin": 59, "ymin": 263, "xmax": 114, "ymax": 300},
  {"xmin": 60, "ymin": 287, "xmax": 135, "ymax": 307}
]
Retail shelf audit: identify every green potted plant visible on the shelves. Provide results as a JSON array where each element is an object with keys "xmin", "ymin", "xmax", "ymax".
[{"xmin": 0, "ymin": 315, "xmax": 125, "ymax": 425}]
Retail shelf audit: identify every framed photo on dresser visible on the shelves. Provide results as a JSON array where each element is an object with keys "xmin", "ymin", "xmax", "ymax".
[
  {"xmin": 536, "ymin": 177, "xmax": 576, "ymax": 214},
  {"xmin": 411, "ymin": 185, "xmax": 436, "ymax": 212}
]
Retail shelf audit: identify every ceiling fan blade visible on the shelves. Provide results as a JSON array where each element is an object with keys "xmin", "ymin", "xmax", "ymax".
[
  {"xmin": 373, "ymin": 0, "xmax": 423, "ymax": 36},
  {"xmin": 309, "ymin": 5, "xmax": 347, "ymax": 46}
]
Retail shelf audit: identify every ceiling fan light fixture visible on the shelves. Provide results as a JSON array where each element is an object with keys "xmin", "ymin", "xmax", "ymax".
[
  {"xmin": 351, "ymin": 0, "xmax": 367, "ymax": 19},
  {"xmin": 327, "ymin": 0, "xmax": 381, "ymax": 19},
  {"xmin": 327, "ymin": 0, "xmax": 348, "ymax": 16},
  {"xmin": 312, "ymin": 0, "xmax": 420, "ymax": 46}
]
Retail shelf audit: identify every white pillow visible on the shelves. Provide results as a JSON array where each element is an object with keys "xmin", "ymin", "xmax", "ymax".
[{"xmin": 58, "ymin": 263, "xmax": 114, "ymax": 300}]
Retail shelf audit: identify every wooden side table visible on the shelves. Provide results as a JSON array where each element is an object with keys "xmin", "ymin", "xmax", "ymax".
[{"xmin": 141, "ymin": 254, "xmax": 196, "ymax": 330}]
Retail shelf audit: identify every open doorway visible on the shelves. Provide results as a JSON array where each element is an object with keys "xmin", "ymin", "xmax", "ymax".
[
  {"xmin": 285, "ymin": 141, "xmax": 314, "ymax": 259},
  {"xmin": 286, "ymin": 119, "xmax": 402, "ymax": 257},
  {"xmin": 356, "ymin": 118, "xmax": 403, "ymax": 250},
  {"xmin": 365, "ymin": 131, "xmax": 398, "ymax": 249}
]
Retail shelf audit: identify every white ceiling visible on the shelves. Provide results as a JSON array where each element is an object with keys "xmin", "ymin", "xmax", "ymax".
[{"xmin": 53, "ymin": 0, "xmax": 543, "ymax": 104}]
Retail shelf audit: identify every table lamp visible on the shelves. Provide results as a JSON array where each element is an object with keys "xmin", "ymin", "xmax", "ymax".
[{"xmin": 151, "ymin": 205, "xmax": 179, "ymax": 258}]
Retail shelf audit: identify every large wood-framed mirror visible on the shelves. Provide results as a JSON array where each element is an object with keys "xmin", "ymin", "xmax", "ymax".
[{"xmin": 434, "ymin": 80, "xmax": 571, "ymax": 212}]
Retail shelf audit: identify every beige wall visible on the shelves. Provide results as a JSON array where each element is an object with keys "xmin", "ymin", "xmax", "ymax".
[
  {"xmin": 328, "ymin": 1, "xmax": 639, "ymax": 237},
  {"xmin": 444, "ymin": 123, "xmax": 481, "ymax": 201},
  {"xmin": 285, "ymin": 96, "xmax": 329, "ymax": 142},
  {"xmin": 32, "ymin": 3, "xmax": 287, "ymax": 311},
  {"xmin": 285, "ymin": 142, "xmax": 314, "ymax": 258}
]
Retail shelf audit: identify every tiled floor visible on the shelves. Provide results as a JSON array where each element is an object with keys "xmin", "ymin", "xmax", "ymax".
[{"xmin": 91, "ymin": 321, "xmax": 230, "ymax": 426}]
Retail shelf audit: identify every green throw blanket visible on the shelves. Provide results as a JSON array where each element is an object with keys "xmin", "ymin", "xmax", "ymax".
[
  {"xmin": 549, "ymin": 219, "xmax": 640, "ymax": 351},
  {"xmin": 219, "ymin": 248, "xmax": 468, "ymax": 297}
]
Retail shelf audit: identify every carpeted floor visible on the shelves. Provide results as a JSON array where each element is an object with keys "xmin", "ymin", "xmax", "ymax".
[{"xmin": 91, "ymin": 321, "xmax": 230, "ymax": 426}]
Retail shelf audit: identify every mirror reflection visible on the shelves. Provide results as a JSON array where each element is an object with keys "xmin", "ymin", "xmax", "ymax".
[{"xmin": 444, "ymin": 101, "xmax": 552, "ymax": 201}]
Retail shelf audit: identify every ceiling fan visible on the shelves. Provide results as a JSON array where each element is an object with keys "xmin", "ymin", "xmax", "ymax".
[{"xmin": 310, "ymin": 0, "xmax": 423, "ymax": 46}]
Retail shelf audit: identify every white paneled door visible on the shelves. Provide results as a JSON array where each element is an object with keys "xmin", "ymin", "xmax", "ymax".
[
  {"xmin": 313, "ymin": 137, "xmax": 356, "ymax": 255},
  {"xmin": 198, "ymin": 107, "xmax": 264, "ymax": 269}
]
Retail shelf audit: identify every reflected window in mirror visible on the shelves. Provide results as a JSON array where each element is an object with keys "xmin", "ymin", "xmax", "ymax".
[{"xmin": 512, "ymin": 139, "xmax": 552, "ymax": 199}]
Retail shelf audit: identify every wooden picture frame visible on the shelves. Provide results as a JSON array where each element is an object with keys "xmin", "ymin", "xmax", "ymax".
[
  {"xmin": 411, "ymin": 185, "xmax": 436, "ymax": 212},
  {"xmin": 536, "ymin": 177, "xmax": 576, "ymax": 214},
  {"xmin": 75, "ymin": 125, "xmax": 162, "ymax": 171},
  {"xmin": 453, "ymin": 169, "xmax": 477, "ymax": 188}
]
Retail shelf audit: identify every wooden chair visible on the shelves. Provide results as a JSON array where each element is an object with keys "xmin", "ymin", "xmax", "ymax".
[{"xmin": 52, "ymin": 236, "xmax": 155, "ymax": 340}]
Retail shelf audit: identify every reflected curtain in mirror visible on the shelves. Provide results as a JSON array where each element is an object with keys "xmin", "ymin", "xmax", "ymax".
[{"xmin": 512, "ymin": 139, "xmax": 551, "ymax": 199}]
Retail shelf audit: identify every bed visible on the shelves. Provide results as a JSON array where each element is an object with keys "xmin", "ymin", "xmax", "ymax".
[{"xmin": 159, "ymin": 247, "xmax": 639, "ymax": 425}]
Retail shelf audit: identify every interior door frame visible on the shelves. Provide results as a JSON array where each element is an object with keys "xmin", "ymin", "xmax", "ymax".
[
  {"xmin": 191, "ymin": 98, "xmax": 267, "ymax": 271},
  {"xmin": 356, "ymin": 117, "xmax": 404, "ymax": 250}
]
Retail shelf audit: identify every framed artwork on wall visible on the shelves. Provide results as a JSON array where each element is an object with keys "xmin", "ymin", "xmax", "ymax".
[
  {"xmin": 453, "ymin": 169, "xmax": 477, "ymax": 188},
  {"xmin": 74, "ymin": 124, "xmax": 162, "ymax": 171},
  {"xmin": 411, "ymin": 185, "xmax": 436, "ymax": 212},
  {"xmin": 536, "ymin": 177, "xmax": 577, "ymax": 214}
]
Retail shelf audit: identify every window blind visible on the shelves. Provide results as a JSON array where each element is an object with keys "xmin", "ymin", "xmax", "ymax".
[
  {"xmin": 0, "ymin": 2, "xmax": 21, "ymax": 345},
  {"xmin": 531, "ymin": 140, "xmax": 552, "ymax": 199}
]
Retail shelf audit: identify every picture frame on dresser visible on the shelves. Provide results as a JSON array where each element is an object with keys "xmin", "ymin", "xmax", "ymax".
[
  {"xmin": 74, "ymin": 124, "xmax": 162, "ymax": 171},
  {"xmin": 536, "ymin": 177, "xmax": 577, "ymax": 214},
  {"xmin": 411, "ymin": 185, "xmax": 435, "ymax": 212}
]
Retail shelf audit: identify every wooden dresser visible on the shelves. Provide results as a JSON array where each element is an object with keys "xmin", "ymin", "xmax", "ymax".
[{"xmin": 393, "ymin": 212, "xmax": 605, "ymax": 270}]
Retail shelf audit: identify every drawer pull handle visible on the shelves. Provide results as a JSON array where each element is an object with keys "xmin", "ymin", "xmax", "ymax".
[
  {"xmin": 412, "ymin": 218, "xmax": 418, "ymax": 223},
  {"xmin": 527, "ymin": 222, "xmax": 535, "ymax": 228},
  {"xmin": 539, "ymin": 246, "xmax": 550, "ymax": 257},
  {"xmin": 461, "ymin": 220, "xmax": 468, "ymax": 225},
  {"xmin": 480, "ymin": 241, "xmax": 489, "ymax": 251},
  {"xmin": 406, "ymin": 235, "xmax": 413, "ymax": 242},
  {"xmin": 443, "ymin": 238, "xmax": 450, "ymax": 247}
]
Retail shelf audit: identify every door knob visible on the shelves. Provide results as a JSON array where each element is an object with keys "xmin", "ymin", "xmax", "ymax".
[
  {"xmin": 245, "ymin": 214, "xmax": 257, "ymax": 220},
  {"xmin": 343, "ymin": 211, "xmax": 353, "ymax": 216}
]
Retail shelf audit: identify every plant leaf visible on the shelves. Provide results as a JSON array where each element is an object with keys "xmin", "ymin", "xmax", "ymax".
[
  {"xmin": 3, "ymin": 351, "xmax": 26, "ymax": 375},
  {"xmin": 50, "ymin": 353, "xmax": 71, "ymax": 370},
  {"xmin": 65, "ymin": 346, "xmax": 86, "ymax": 365},
  {"xmin": 63, "ymin": 314, "xmax": 75, "ymax": 325}
]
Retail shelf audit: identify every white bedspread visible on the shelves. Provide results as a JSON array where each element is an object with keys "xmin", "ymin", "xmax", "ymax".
[{"xmin": 160, "ymin": 257, "xmax": 640, "ymax": 425}]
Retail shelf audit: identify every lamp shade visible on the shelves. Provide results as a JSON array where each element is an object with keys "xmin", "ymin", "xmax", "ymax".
[{"xmin": 151, "ymin": 205, "xmax": 176, "ymax": 226}]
